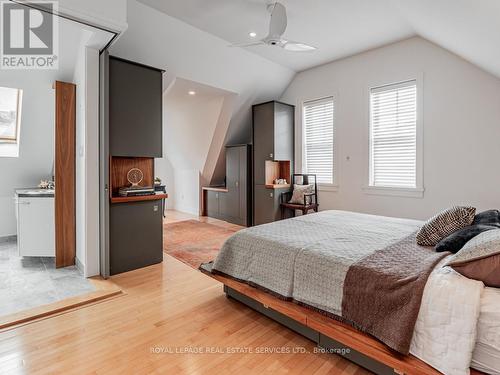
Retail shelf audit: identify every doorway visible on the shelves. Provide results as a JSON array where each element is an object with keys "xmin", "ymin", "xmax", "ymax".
[{"xmin": 0, "ymin": 3, "xmax": 118, "ymax": 322}]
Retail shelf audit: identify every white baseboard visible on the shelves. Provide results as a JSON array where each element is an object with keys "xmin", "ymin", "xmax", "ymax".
[{"xmin": 75, "ymin": 257, "xmax": 85, "ymax": 276}]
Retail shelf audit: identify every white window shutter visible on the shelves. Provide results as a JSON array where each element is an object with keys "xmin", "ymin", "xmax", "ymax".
[
  {"xmin": 369, "ymin": 81, "xmax": 417, "ymax": 188},
  {"xmin": 303, "ymin": 97, "xmax": 334, "ymax": 184}
]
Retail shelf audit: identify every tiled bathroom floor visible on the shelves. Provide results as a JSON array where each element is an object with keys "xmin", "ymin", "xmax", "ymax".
[{"xmin": 0, "ymin": 239, "xmax": 95, "ymax": 317}]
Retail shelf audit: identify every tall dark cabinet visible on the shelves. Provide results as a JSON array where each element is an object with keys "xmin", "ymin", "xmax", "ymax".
[
  {"xmin": 203, "ymin": 144, "xmax": 251, "ymax": 226},
  {"xmin": 252, "ymin": 101, "xmax": 294, "ymax": 225},
  {"xmin": 109, "ymin": 57, "xmax": 163, "ymax": 157},
  {"xmin": 102, "ymin": 55, "xmax": 166, "ymax": 276},
  {"xmin": 222, "ymin": 145, "xmax": 251, "ymax": 226}
]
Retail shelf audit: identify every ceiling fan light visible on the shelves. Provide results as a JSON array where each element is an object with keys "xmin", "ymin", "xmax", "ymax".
[{"xmin": 283, "ymin": 42, "xmax": 316, "ymax": 52}]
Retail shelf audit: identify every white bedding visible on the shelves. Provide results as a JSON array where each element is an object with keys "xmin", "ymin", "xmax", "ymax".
[
  {"xmin": 472, "ymin": 287, "xmax": 500, "ymax": 375},
  {"xmin": 410, "ymin": 262, "xmax": 484, "ymax": 375}
]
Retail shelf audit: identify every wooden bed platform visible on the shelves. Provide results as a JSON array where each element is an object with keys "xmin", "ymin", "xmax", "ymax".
[{"xmin": 205, "ymin": 268, "xmax": 484, "ymax": 375}]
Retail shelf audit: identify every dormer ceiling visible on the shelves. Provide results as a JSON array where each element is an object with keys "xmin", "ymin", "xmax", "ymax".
[{"xmin": 136, "ymin": 0, "xmax": 500, "ymax": 77}]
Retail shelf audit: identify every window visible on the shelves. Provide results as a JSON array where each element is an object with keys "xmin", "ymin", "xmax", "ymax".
[
  {"xmin": 0, "ymin": 86, "xmax": 22, "ymax": 143},
  {"xmin": 369, "ymin": 80, "xmax": 418, "ymax": 189},
  {"xmin": 303, "ymin": 97, "xmax": 335, "ymax": 185}
]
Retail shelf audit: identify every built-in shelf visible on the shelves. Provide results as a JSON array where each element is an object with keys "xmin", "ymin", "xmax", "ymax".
[
  {"xmin": 265, "ymin": 160, "xmax": 291, "ymax": 186},
  {"xmin": 110, "ymin": 193, "xmax": 168, "ymax": 204},
  {"xmin": 202, "ymin": 186, "xmax": 229, "ymax": 193},
  {"xmin": 265, "ymin": 184, "xmax": 291, "ymax": 189}
]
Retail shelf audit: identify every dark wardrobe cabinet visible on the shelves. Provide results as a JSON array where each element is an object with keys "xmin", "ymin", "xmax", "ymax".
[
  {"xmin": 223, "ymin": 145, "xmax": 251, "ymax": 226},
  {"xmin": 253, "ymin": 185, "xmax": 282, "ymax": 224},
  {"xmin": 109, "ymin": 56, "xmax": 163, "ymax": 157},
  {"xmin": 110, "ymin": 200, "xmax": 163, "ymax": 275},
  {"xmin": 253, "ymin": 101, "xmax": 295, "ymax": 226},
  {"xmin": 204, "ymin": 145, "xmax": 251, "ymax": 226},
  {"xmin": 104, "ymin": 54, "xmax": 165, "ymax": 276},
  {"xmin": 206, "ymin": 190, "xmax": 222, "ymax": 219}
]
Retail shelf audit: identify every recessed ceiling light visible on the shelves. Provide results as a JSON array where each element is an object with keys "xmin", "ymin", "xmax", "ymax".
[
  {"xmin": 249, "ymin": 32, "xmax": 257, "ymax": 38},
  {"xmin": 188, "ymin": 91, "xmax": 196, "ymax": 96}
]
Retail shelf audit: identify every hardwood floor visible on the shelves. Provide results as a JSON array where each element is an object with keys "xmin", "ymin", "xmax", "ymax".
[
  {"xmin": 0, "ymin": 211, "xmax": 370, "ymax": 375},
  {"xmin": 163, "ymin": 209, "xmax": 244, "ymax": 231}
]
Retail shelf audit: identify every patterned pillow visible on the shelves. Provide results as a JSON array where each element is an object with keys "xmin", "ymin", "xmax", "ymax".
[
  {"xmin": 416, "ymin": 206, "xmax": 476, "ymax": 246},
  {"xmin": 289, "ymin": 184, "xmax": 314, "ymax": 204},
  {"xmin": 446, "ymin": 229, "xmax": 500, "ymax": 287}
]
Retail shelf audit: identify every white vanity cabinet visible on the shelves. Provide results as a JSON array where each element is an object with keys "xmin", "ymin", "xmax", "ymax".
[{"xmin": 16, "ymin": 195, "xmax": 55, "ymax": 257}]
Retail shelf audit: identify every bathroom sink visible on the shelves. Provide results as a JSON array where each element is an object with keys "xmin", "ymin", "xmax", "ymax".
[
  {"xmin": 16, "ymin": 189, "xmax": 55, "ymax": 197},
  {"xmin": 23, "ymin": 189, "xmax": 54, "ymax": 195}
]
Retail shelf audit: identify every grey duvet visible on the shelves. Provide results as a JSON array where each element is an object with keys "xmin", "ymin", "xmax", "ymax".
[{"xmin": 211, "ymin": 210, "xmax": 448, "ymax": 354}]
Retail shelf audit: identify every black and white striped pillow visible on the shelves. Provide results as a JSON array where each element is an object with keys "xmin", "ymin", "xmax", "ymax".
[{"xmin": 416, "ymin": 206, "xmax": 476, "ymax": 246}]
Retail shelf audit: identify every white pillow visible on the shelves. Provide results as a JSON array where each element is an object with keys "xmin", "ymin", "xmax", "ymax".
[{"xmin": 289, "ymin": 184, "xmax": 314, "ymax": 204}]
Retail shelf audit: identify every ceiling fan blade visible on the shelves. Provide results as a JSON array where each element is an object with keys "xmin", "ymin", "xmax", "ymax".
[
  {"xmin": 268, "ymin": 2, "xmax": 287, "ymax": 38},
  {"xmin": 229, "ymin": 41, "xmax": 265, "ymax": 48},
  {"xmin": 282, "ymin": 40, "xmax": 317, "ymax": 52}
]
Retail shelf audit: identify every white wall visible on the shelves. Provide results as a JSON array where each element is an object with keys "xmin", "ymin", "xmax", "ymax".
[
  {"xmin": 173, "ymin": 170, "xmax": 201, "ymax": 215},
  {"xmin": 0, "ymin": 72, "xmax": 55, "ymax": 237},
  {"xmin": 73, "ymin": 45, "xmax": 100, "ymax": 276},
  {"xmin": 281, "ymin": 37, "xmax": 500, "ymax": 220},
  {"xmin": 74, "ymin": 45, "xmax": 86, "ymax": 267},
  {"xmin": 165, "ymin": 95, "xmax": 225, "ymax": 173},
  {"xmin": 155, "ymin": 81, "xmax": 230, "ymax": 214},
  {"xmin": 84, "ymin": 47, "xmax": 100, "ymax": 277}
]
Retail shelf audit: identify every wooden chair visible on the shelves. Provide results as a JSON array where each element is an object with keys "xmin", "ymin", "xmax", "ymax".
[{"xmin": 280, "ymin": 174, "xmax": 319, "ymax": 219}]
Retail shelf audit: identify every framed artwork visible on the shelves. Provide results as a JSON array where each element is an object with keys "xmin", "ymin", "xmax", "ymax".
[{"xmin": 0, "ymin": 87, "xmax": 22, "ymax": 143}]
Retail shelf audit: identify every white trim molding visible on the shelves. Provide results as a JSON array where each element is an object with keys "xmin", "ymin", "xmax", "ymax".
[
  {"xmin": 363, "ymin": 73, "xmax": 424, "ymax": 198},
  {"xmin": 318, "ymin": 184, "xmax": 339, "ymax": 192},
  {"xmin": 362, "ymin": 185, "xmax": 424, "ymax": 198},
  {"xmin": 296, "ymin": 92, "xmax": 340, "ymax": 188}
]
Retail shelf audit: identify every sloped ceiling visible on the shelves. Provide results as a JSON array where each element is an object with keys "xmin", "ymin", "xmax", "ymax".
[
  {"xmin": 137, "ymin": 0, "xmax": 414, "ymax": 72},
  {"xmin": 136, "ymin": 0, "xmax": 500, "ymax": 78},
  {"xmin": 391, "ymin": 0, "xmax": 500, "ymax": 79}
]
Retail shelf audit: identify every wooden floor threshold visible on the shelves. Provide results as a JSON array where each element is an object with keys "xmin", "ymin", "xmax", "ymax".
[{"xmin": 0, "ymin": 277, "xmax": 123, "ymax": 331}]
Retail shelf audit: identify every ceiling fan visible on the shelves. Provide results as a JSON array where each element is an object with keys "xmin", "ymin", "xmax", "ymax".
[{"xmin": 230, "ymin": 1, "xmax": 316, "ymax": 52}]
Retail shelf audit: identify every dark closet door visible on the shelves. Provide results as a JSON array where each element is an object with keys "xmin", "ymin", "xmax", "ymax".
[
  {"xmin": 254, "ymin": 185, "xmax": 275, "ymax": 225},
  {"xmin": 238, "ymin": 146, "xmax": 249, "ymax": 225},
  {"xmin": 110, "ymin": 200, "xmax": 163, "ymax": 275},
  {"xmin": 253, "ymin": 103, "xmax": 275, "ymax": 185},
  {"xmin": 224, "ymin": 146, "xmax": 240, "ymax": 221},
  {"xmin": 109, "ymin": 57, "xmax": 163, "ymax": 157},
  {"xmin": 206, "ymin": 191, "xmax": 220, "ymax": 218},
  {"xmin": 274, "ymin": 102, "xmax": 294, "ymax": 162}
]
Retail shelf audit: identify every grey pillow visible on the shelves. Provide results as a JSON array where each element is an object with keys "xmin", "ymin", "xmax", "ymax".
[
  {"xmin": 289, "ymin": 184, "xmax": 314, "ymax": 204},
  {"xmin": 473, "ymin": 209, "xmax": 500, "ymax": 227},
  {"xmin": 446, "ymin": 229, "xmax": 500, "ymax": 287},
  {"xmin": 435, "ymin": 224, "xmax": 496, "ymax": 253},
  {"xmin": 416, "ymin": 206, "xmax": 476, "ymax": 246}
]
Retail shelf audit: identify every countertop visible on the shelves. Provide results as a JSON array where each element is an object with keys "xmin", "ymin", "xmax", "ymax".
[
  {"xmin": 202, "ymin": 186, "xmax": 229, "ymax": 193},
  {"xmin": 110, "ymin": 192, "xmax": 168, "ymax": 204},
  {"xmin": 16, "ymin": 188, "xmax": 55, "ymax": 198}
]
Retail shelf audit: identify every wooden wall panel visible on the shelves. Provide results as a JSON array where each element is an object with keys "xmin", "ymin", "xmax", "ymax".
[
  {"xmin": 265, "ymin": 160, "xmax": 291, "ymax": 187},
  {"xmin": 54, "ymin": 81, "xmax": 76, "ymax": 268},
  {"xmin": 110, "ymin": 157, "xmax": 154, "ymax": 196}
]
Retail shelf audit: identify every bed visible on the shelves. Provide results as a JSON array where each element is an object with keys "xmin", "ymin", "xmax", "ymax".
[
  {"xmin": 202, "ymin": 210, "xmax": 498, "ymax": 375},
  {"xmin": 472, "ymin": 287, "xmax": 500, "ymax": 374}
]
